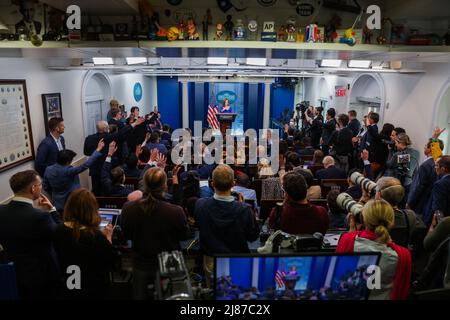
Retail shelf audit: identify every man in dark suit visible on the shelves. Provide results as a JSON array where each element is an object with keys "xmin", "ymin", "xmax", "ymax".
[
  {"xmin": 0, "ymin": 170, "xmax": 61, "ymax": 299},
  {"xmin": 83, "ymin": 118, "xmax": 144, "ymax": 196},
  {"xmin": 304, "ymin": 106, "xmax": 323, "ymax": 149},
  {"xmin": 428, "ymin": 156, "xmax": 450, "ymax": 225},
  {"xmin": 315, "ymin": 156, "xmax": 347, "ymax": 181},
  {"xmin": 101, "ymin": 141, "xmax": 132, "ymax": 197},
  {"xmin": 330, "ymin": 114, "xmax": 354, "ymax": 173},
  {"xmin": 347, "ymin": 110, "xmax": 361, "ymax": 137},
  {"xmin": 321, "ymin": 108, "xmax": 337, "ymax": 155},
  {"xmin": 407, "ymin": 139, "xmax": 444, "ymax": 219},
  {"xmin": 35, "ymin": 117, "xmax": 66, "ymax": 177}
]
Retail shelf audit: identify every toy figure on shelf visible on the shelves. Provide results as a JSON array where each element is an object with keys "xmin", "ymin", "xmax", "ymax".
[
  {"xmin": 202, "ymin": 9, "xmax": 213, "ymax": 40},
  {"xmin": 339, "ymin": 28, "xmax": 356, "ymax": 46},
  {"xmin": 167, "ymin": 26, "xmax": 180, "ymax": 41},
  {"xmin": 224, "ymin": 15, "xmax": 234, "ymax": 40},
  {"xmin": 286, "ymin": 19, "xmax": 296, "ymax": 42},
  {"xmin": 296, "ymin": 27, "xmax": 304, "ymax": 42},
  {"xmin": 178, "ymin": 21, "xmax": 185, "ymax": 40},
  {"xmin": 325, "ymin": 14, "xmax": 342, "ymax": 43},
  {"xmin": 186, "ymin": 18, "xmax": 199, "ymax": 40},
  {"xmin": 215, "ymin": 23, "xmax": 224, "ymax": 40},
  {"xmin": 363, "ymin": 25, "xmax": 372, "ymax": 44},
  {"xmin": 277, "ymin": 25, "xmax": 287, "ymax": 42},
  {"xmin": 247, "ymin": 20, "xmax": 258, "ymax": 41},
  {"xmin": 305, "ymin": 24, "xmax": 318, "ymax": 42}
]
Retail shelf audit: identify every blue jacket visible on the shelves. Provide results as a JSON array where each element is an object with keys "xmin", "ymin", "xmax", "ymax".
[
  {"xmin": 315, "ymin": 166, "xmax": 347, "ymax": 181},
  {"xmin": 145, "ymin": 142, "xmax": 168, "ymax": 155},
  {"xmin": 194, "ymin": 197, "xmax": 259, "ymax": 255},
  {"xmin": 35, "ymin": 135, "xmax": 66, "ymax": 177},
  {"xmin": 428, "ymin": 175, "xmax": 450, "ymax": 224},
  {"xmin": 407, "ymin": 157, "xmax": 437, "ymax": 217},
  {"xmin": 43, "ymin": 151, "xmax": 102, "ymax": 211}
]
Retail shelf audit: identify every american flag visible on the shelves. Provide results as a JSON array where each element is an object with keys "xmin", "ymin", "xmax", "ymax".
[
  {"xmin": 207, "ymin": 105, "xmax": 220, "ymax": 130},
  {"xmin": 275, "ymin": 270, "xmax": 286, "ymax": 288}
]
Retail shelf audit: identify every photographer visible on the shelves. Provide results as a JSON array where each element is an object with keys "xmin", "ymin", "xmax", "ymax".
[
  {"xmin": 384, "ymin": 133, "xmax": 416, "ymax": 188},
  {"xmin": 336, "ymin": 199, "xmax": 412, "ymax": 300}
]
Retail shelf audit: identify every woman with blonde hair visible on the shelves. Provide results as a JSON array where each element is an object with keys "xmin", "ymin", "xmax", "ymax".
[
  {"xmin": 53, "ymin": 188, "xmax": 116, "ymax": 299},
  {"xmin": 336, "ymin": 199, "xmax": 411, "ymax": 300}
]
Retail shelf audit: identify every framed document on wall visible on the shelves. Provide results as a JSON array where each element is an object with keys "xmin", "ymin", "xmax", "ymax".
[
  {"xmin": 0, "ymin": 80, "xmax": 35, "ymax": 173},
  {"xmin": 41, "ymin": 93, "xmax": 62, "ymax": 136}
]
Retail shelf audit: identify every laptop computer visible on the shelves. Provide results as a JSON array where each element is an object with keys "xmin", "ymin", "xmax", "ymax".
[
  {"xmin": 214, "ymin": 252, "xmax": 381, "ymax": 300},
  {"xmin": 99, "ymin": 208, "xmax": 121, "ymax": 230}
]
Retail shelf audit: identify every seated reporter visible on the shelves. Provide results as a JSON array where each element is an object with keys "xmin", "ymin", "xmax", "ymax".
[
  {"xmin": 194, "ymin": 164, "xmax": 259, "ymax": 255},
  {"xmin": 53, "ymin": 189, "xmax": 116, "ymax": 299},
  {"xmin": 121, "ymin": 167, "xmax": 189, "ymax": 300},
  {"xmin": 101, "ymin": 141, "xmax": 133, "ymax": 197},
  {"xmin": 268, "ymin": 171, "xmax": 329, "ymax": 235},
  {"xmin": 336, "ymin": 200, "xmax": 412, "ymax": 300}
]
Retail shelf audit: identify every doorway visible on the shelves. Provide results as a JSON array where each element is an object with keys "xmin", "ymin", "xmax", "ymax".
[{"xmin": 82, "ymin": 71, "xmax": 112, "ymax": 137}]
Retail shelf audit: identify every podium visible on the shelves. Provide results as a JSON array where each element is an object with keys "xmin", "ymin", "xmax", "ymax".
[{"xmin": 216, "ymin": 113, "xmax": 237, "ymax": 136}]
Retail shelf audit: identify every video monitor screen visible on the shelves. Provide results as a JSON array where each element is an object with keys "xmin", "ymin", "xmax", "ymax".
[{"xmin": 215, "ymin": 253, "xmax": 380, "ymax": 301}]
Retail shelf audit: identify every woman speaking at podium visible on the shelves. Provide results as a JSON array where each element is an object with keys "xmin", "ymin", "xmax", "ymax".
[{"xmin": 220, "ymin": 98, "xmax": 233, "ymax": 113}]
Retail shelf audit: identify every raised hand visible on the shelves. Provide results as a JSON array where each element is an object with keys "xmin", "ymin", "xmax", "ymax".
[
  {"xmin": 96, "ymin": 138, "xmax": 105, "ymax": 152},
  {"xmin": 432, "ymin": 127, "xmax": 446, "ymax": 139},
  {"xmin": 149, "ymin": 148, "xmax": 159, "ymax": 162},
  {"xmin": 155, "ymin": 153, "xmax": 167, "ymax": 169},
  {"xmin": 108, "ymin": 141, "xmax": 117, "ymax": 157},
  {"xmin": 172, "ymin": 164, "xmax": 182, "ymax": 184}
]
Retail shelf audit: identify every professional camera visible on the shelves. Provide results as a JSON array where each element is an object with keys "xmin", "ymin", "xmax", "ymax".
[
  {"xmin": 337, "ymin": 193, "xmax": 364, "ymax": 223},
  {"xmin": 156, "ymin": 251, "xmax": 193, "ymax": 300},
  {"xmin": 395, "ymin": 152, "xmax": 412, "ymax": 184},
  {"xmin": 350, "ymin": 171, "xmax": 377, "ymax": 196}
]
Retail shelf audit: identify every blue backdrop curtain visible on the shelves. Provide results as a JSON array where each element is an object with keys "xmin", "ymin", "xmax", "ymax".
[{"xmin": 157, "ymin": 76, "xmax": 182, "ymax": 129}]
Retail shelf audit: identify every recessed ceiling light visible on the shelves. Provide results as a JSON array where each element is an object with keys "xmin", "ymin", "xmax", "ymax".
[
  {"xmin": 207, "ymin": 57, "xmax": 228, "ymax": 65},
  {"xmin": 320, "ymin": 59, "xmax": 342, "ymax": 67},
  {"xmin": 126, "ymin": 57, "xmax": 148, "ymax": 65},
  {"xmin": 93, "ymin": 57, "xmax": 114, "ymax": 65},
  {"xmin": 348, "ymin": 60, "xmax": 372, "ymax": 68},
  {"xmin": 246, "ymin": 58, "xmax": 267, "ymax": 66}
]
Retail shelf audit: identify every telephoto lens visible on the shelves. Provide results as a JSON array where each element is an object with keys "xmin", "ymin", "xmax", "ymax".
[
  {"xmin": 336, "ymin": 193, "xmax": 364, "ymax": 222},
  {"xmin": 350, "ymin": 171, "xmax": 377, "ymax": 196}
]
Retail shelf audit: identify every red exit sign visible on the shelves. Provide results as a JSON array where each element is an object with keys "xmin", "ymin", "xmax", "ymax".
[{"xmin": 335, "ymin": 87, "xmax": 347, "ymax": 97}]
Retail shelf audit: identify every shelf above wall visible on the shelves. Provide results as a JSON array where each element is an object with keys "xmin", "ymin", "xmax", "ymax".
[{"xmin": 1, "ymin": 40, "xmax": 449, "ymax": 53}]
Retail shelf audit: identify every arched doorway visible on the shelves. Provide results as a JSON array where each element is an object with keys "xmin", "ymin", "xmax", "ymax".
[
  {"xmin": 348, "ymin": 74, "xmax": 386, "ymax": 124},
  {"xmin": 434, "ymin": 81, "xmax": 450, "ymax": 154},
  {"xmin": 81, "ymin": 71, "xmax": 112, "ymax": 137}
]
